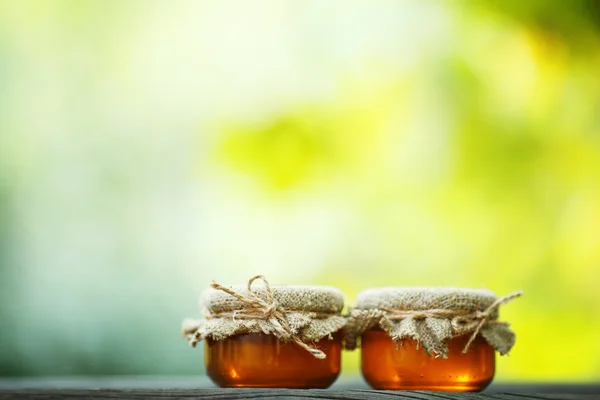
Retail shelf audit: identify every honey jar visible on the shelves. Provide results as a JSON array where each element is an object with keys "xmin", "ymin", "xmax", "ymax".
[
  {"xmin": 345, "ymin": 287, "xmax": 521, "ymax": 391},
  {"xmin": 182, "ymin": 275, "xmax": 346, "ymax": 388}
]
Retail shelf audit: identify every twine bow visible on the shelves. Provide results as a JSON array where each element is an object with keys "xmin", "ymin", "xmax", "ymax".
[
  {"xmin": 208, "ymin": 275, "xmax": 327, "ymax": 359},
  {"xmin": 383, "ymin": 290, "xmax": 523, "ymax": 354}
]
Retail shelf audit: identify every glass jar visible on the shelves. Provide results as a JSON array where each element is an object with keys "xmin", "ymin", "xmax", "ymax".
[
  {"xmin": 205, "ymin": 332, "xmax": 342, "ymax": 388},
  {"xmin": 361, "ymin": 330, "xmax": 495, "ymax": 391},
  {"xmin": 345, "ymin": 287, "xmax": 520, "ymax": 392},
  {"xmin": 182, "ymin": 276, "xmax": 347, "ymax": 388}
]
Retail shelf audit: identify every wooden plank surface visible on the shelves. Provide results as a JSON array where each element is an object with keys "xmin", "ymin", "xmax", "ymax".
[
  {"xmin": 0, "ymin": 378, "xmax": 598, "ymax": 400},
  {"xmin": 0, "ymin": 388, "xmax": 599, "ymax": 400}
]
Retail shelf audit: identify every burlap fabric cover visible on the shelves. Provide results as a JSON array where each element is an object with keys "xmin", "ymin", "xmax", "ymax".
[
  {"xmin": 345, "ymin": 287, "xmax": 521, "ymax": 358},
  {"xmin": 182, "ymin": 276, "xmax": 346, "ymax": 359}
]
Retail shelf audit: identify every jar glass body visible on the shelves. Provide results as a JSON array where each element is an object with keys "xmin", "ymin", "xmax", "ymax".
[
  {"xmin": 361, "ymin": 329, "xmax": 495, "ymax": 391},
  {"xmin": 205, "ymin": 333, "xmax": 342, "ymax": 388}
]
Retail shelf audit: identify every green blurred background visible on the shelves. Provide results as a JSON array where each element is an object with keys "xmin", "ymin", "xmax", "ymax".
[{"xmin": 1, "ymin": 0, "xmax": 600, "ymax": 382}]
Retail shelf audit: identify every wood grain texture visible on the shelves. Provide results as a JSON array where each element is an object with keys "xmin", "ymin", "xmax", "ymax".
[{"xmin": 0, "ymin": 388, "xmax": 598, "ymax": 400}]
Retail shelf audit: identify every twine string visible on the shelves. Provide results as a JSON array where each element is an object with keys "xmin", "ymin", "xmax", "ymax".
[
  {"xmin": 459, "ymin": 290, "xmax": 523, "ymax": 354},
  {"xmin": 381, "ymin": 290, "xmax": 523, "ymax": 354},
  {"xmin": 209, "ymin": 275, "xmax": 327, "ymax": 359}
]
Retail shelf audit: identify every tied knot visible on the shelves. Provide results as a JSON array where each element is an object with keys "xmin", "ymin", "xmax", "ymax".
[
  {"xmin": 262, "ymin": 303, "xmax": 277, "ymax": 319},
  {"xmin": 208, "ymin": 275, "xmax": 327, "ymax": 359}
]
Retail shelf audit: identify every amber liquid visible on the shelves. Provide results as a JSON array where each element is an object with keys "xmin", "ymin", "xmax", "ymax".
[
  {"xmin": 205, "ymin": 333, "xmax": 342, "ymax": 388},
  {"xmin": 361, "ymin": 330, "xmax": 495, "ymax": 391}
]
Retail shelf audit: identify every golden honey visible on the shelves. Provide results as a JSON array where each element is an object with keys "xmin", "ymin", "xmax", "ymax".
[
  {"xmin": 205, "ymin": 333, "xmax": 342, "ymax": 388},
  {"xmin": 361, "ymin": 329, "xmax": 495, "ymax": 391}
]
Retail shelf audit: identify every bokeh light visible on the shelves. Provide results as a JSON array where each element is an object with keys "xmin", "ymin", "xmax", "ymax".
[{"xmin": 1, "ymin": 0, "xmax": 599, "ymax": 381}]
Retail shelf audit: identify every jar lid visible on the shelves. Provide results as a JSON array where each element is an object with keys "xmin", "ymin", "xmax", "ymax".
[
  {"xmin": 354, "ymin": 287, "xmax": 498, "ymax": 314},
  {"xmin": 346, "ymin": 286, "xmax": 522, "ymax": 358},
  {"xmin": 182, "ymin": 276, "xmax": 347, "ymax": 359},
  {"xmin": 202, "ymin": 284, "xmax": 344, "ymax": 315}
]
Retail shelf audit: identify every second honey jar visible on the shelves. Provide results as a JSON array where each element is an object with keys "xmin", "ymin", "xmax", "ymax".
[{"xmin": 345, "ymin": 287, "xmax": 521, "ymax": 391}]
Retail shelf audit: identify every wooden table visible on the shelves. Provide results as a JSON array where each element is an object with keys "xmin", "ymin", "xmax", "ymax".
[{"xmin": 0, "ymin": 377, "xmax": 598, "ymax": 399}]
